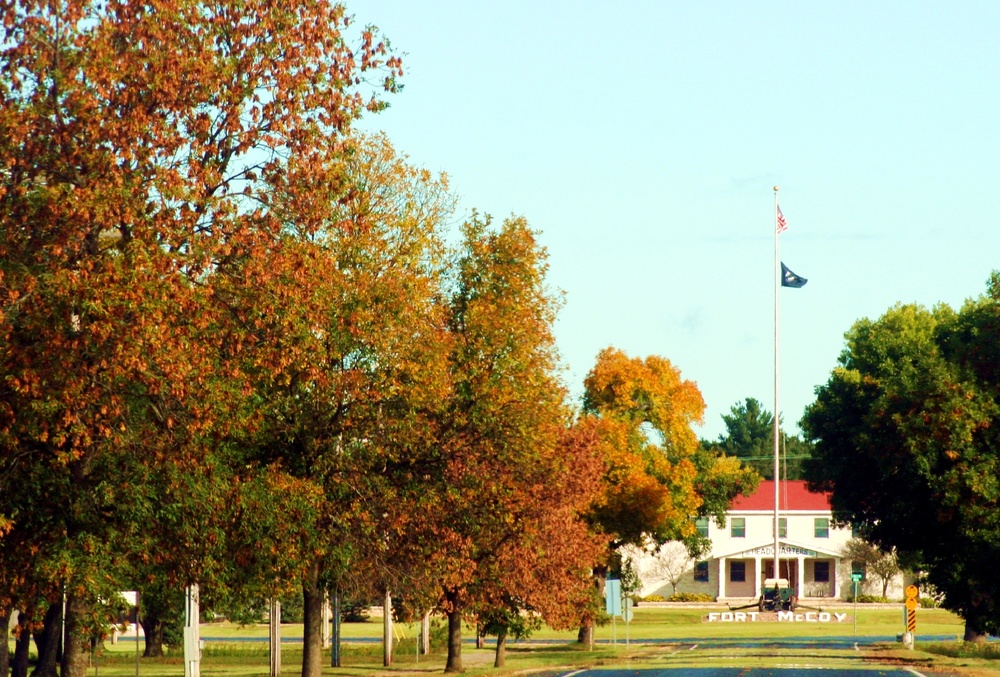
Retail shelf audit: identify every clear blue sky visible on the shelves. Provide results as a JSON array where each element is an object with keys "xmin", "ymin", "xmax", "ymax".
[{"xmin": 354, "ymin": 1, "xmax": 1000, "ymax": 440}]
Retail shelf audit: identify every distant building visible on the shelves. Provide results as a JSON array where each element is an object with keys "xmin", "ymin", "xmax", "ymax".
[{"xmin": 634, "ymin": 480, "xmax": 905, "ymax": 601}]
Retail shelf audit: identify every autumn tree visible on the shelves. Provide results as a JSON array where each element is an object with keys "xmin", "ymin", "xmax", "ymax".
[
  {"xmin": 577, "ymin": 348, "xmax": 758, "ymax": 644},
  {"xmin": 0, "ymin": 2, "xmax": 402, "ymax": 675},
  {"xmin": 470, "ymin": 423, "xmax": 605, "ymax": 669},
  {"xmin": 405, "ymin": 214, "xmax": 605, "ymax": 673},
  {"xmin": 803, "ymin": 282, "xmax": 1000, "ymax": 641},
  {"xmin": 205, "ymin": 131, "xmax": 455, "ymax": 677}
]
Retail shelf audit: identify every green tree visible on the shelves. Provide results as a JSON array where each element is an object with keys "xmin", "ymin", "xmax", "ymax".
[
  {"xmin": 707, "ymin": 397, "xmax": 810, "ymax": 480},
  {"xmin": 803, "ymin": 286, "xmax": 1000, "ymax": 641},
  {"xmin": 840, "ymin": 539, "xmax": 901, "ymax": 599}
]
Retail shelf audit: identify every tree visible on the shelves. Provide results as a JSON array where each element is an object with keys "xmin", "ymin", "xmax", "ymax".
[
  {"xmin": 576, "ymin": 349, "xmax": 759, "ymax": 644},
  {"xmin": 413, "ymin": 214, "xmax": 604, "ymax": 673},
  {"xmin": 840, "ymin": 539, "xmax": 901, "ymax": 599},
  {"xmin": 803, "ymin": 285, "xmax": 1000, "ymax": 641},
  {"xmin": 716, "ymin": 398, "xmax": 774, "ymax": 478},
  {"xmin": 650, "ymin": 541, "xmax": 695, "ymax": 597},
  {"xmin": 707, "ymin": 397, "xmax": 810, "ymax": 480},
  {"xmin": 207, "ymin": 131, "xmax": 454, "ymax": 677},
  {"xmin": 472, "ymin": 424, "xmax": 605, "ymax": 669},
  {"xmin": 0, "ymin": 2, "xmax": 402, "ymax": 674}
]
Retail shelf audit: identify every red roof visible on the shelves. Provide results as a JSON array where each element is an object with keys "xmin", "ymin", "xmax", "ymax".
[{"xmin": 730, "ymin": 480, "xmax": 831, "ymax": 512}]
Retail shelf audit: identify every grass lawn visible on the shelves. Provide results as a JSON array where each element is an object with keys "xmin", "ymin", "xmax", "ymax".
[{"xmin": 80, "ymin": 604, "xmax": 997, "ymax": 676}]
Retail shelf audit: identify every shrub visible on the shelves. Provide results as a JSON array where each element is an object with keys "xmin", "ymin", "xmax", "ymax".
[
  {"xmin": 846, "ymin": 594, "xmax": 888, "ymax": 603},
  {"xmin": 642, "ymin": 595, "xmax": 666, "ymax": 603},
  {"xmin": 341, "ymin": 601, "xmax": 371, "ymax": 623},
  {"xmin": 668, "ymin": 593, "xmax": 714, "ymax": 603},
  {"xmin": 918, "ymin": 596, "xmax": 938, "ymax": 608}
]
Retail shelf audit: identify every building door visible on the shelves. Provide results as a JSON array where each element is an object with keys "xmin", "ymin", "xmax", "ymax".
[{"xmin": 764, "ymin": 560, "xmax": 798, "ymax": 595}]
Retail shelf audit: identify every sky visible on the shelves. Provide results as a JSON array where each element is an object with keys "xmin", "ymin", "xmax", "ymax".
[{"xmin": 353, "ymin": 1, "xmax": 1000, "ymax": 440}]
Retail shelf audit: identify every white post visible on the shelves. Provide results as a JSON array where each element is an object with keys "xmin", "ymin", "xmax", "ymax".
[
  {"xmin": 421, "ymin": 611, "xmax": 430, "ymax": 656},
  {"xmin": 773, "ymin": 186, "xmax": 782, "ymax": 586},
  {"xmin": 183, "ymin": 586, "xmax": 200, "ymax": 677},
  {"xmin": 269, "ymin": 599, "xmax": 281, "ymax": 677},
  {"xmin": 383, "ymin": 589, "xmax": 392, "ymax": 667},
  {"xmin": 718, "ymin": 557, "xmax": 727, "ymax": 599},
  {"xmin": 322, "ymin": 594, "xmax": 331, "ymax": 649}
]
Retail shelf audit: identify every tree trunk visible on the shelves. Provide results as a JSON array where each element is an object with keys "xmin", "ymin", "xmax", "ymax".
[
  {"xmin": 444, "ymin": 590, "xmax": 463, "ymax": 674},
  {"xmin": 493, "ymin": 629, "xmax": 507, "ymax": 668},
  {"xmin": 12, "ymin": 619, "xmax": 31, "ymax": 677},
  {"xmin": 0, "ymin": 607, "xmax": 10, "ymax": 677},
  {"xmin": 963, "ymin": 603, "xmax": 988, "ymax": 643},
  {"xmin": 963, "ymin": 625, "xmax": 985, "ymax": 643},
  {"xmin": 140, "ymin": 614, "xmax": 166, "ymax": 658},
  {"xmin": 577, "ymin": 565, "xmax": 607, "ymax": 649},
  {"xmin": 31, "ymin": 602, "xmax": 62, "ymax": 677},
  {"xmin": 301, "ymin": 564, "xmax": 324, "ymax": 677},
  {"xmin": 61, "ymin": 593, "xmax": 92, "ymax": 677}
]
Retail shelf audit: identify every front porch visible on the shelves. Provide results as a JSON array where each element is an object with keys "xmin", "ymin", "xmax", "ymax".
[{"xmin": 712, "ymin": 540, "xmax": 844, "ymax": 601}]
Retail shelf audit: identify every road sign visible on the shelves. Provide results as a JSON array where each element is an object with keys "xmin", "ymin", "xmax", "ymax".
[
  {"xmin": 905, "ymin": 597, "xmax": 919, "ymax": 611},
  {"xmin": 905, "ymin": 584, "xmax": 918, "ymax": 599},
  {"xmin": 906, "ymin": 608, "xmax": 916, "ymax": 632},
  {"xmin": 605, "ymin": 579, "xmax": 622, "ymax": 616},
  {"xmin": 851, "ymin": 572, "xmax": 863, "ymax": 582}
]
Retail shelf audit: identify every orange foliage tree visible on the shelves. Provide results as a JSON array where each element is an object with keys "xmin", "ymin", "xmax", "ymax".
[
  {"xmin": 209, "ymin": 132, "xmax": 454, "ymax": 677},
  {"xmin": 577, "ymin": 348, "xmax": 758, "ymax": 643},
  {"xmin": 0, "ymin": 2, "xmax": 401, "ymax": 675},
  {"xmin": 408, "ymin": 215, "xmax": 605, "ymax": 673}
]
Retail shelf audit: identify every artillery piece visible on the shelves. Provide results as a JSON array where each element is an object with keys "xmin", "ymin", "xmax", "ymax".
[{"xmin": 726, "ymin": 578, "xmax": 823, "ymax": 613}]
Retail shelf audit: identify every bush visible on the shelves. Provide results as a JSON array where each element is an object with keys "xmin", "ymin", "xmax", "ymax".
[
  {"xmin": 846, "ymin": 594, "xmax": 889, "ymax": 603},
  {"xmin": 341, "ymin": 601, "xmax": 371, "ymax": 623},
  {"xmin": 918, "ymin": 596, "xmax": 938, "ymax": 608},
  {"xmin": 642, "ymin": 595, "xmax": 666, "ymax": 603},
  {"xmin": 668, "ymin": 593, "xmax": 714, "ymax": 603}
]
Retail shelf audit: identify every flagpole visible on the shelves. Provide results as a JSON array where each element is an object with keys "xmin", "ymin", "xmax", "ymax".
[{"xmin": 772, "ymin": 186, "xmax": 781, "ymax": 585}]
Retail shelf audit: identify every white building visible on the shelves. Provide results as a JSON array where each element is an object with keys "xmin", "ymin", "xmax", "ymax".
[{"xmin": 637, "ymin": 480, "xmax": 890, "ymax": 602}]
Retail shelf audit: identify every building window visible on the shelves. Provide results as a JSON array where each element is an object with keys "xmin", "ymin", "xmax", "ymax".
[
  {"xmin": 814, "ymin": 517, "xmax": 830, "ymax": 538},
  {"xmin": 730, "ymin": 561, "xmax": 746, "ymax": 582},
  {"xmin": 851, "ymin": 561, "xmax": 865, "ymax": 580},
  {"xmin": 814, "ymin": 561, "xmax": 830, "ymax": 582},
  {"xmin": 695, "ymin": 517, "xmax": 709, "ymax": 537},
  {"xmin": 731, "ymin": 517, "xmax": 746, "ymax": 538},
  {"xmin": 694, "ymin": 561, "xmax": 709, "ymax": 582},
  {"xmin": 773, "ymin": 517, "xmax": 787, "ymax": 538}
]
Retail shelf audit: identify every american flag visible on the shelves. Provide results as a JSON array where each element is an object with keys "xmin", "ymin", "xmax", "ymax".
[{"xmin": 776, "ymin": 205, "xmax": 788, "ymax": 234}]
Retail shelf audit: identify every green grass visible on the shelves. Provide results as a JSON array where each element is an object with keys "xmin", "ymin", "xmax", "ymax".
[{"xmin": 27, "ymin": 605, "xmax": 1000, "ymax": 676}]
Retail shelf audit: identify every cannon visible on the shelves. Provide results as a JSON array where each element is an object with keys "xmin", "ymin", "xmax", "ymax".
[{"xmin": 727, "ymin": 578, "xmax": 818, "ymax": 613}]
